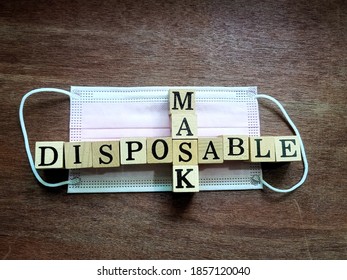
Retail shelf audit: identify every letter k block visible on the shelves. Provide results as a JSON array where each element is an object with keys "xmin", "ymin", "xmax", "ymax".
[{"xmin": 172, "ymin": 165, "xmax": 199, "ymax": 192}]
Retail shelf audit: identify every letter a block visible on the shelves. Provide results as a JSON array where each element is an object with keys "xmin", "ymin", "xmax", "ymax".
[
  {"xmin": 65, "ymin": 142, "xmax": 93, "ymax": 169},
  {"xmin": 171, "ymin": 114, "xmax": 198, "ymax": 139},
  {"xmin": 35, "ymin": 141, "xmax": 64, "ymax": 169},
  {"xmin": 173, "ymin": 165, "xmax": 199, "ymax": 192},
  {"xmin": 198, "ymin": 137, "xmax": 223, "ymax": 164},
  {"xmin": 169, "ymin": 89, "xmax": 195, "ymax": 114}
]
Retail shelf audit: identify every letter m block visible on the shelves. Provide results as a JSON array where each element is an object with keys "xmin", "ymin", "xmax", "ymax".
[{"xmin": 169, "ymin": 89, "xmax": 196, "ymax": 114}]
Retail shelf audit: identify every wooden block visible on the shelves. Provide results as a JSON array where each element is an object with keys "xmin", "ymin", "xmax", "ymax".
[
  {"xmin": 120, "ymin": 138, "xmax": 147, "ymax": 165},
  {"xmin": 171, "ymin": 114, "xmax": 198, "ymax": 139},
  {"xmin": 198, "ymin": 137, "xmax": 223, "ymax": 164},
  {"xmin": 65, "ymin": 142, "xmax": 93, "ymax": 169},
  {"xmin": 92, "ymin": 141, "xmax": 120, "ymax": 168},
  {"xmin": 275, "ymin": 136, "xmax": 302, "ymax": 162},
  {"xmin": 147, "ymin": 137, "xmax": 172, "ymax": 164},
  {"xmin": 173, "ymin": 140, "xmax": 198, "ymax": 165},
  {"xmin": 172, "ymin": 165, "xmax": 199, "ymax": 192},
  {"xmin": 223, "ymin": 135, "xmax": 249, "ymax": 160},
  {"xmin": 169, "ymin": 89, "xmax": 195, "ymax": 114},
  {"xmin": 249, "ymin": 137, "xmax": 276, "ymax": 162},
  {"xmin": 35, "ymin": 141, "xmax": 65, "ymax": 169}
]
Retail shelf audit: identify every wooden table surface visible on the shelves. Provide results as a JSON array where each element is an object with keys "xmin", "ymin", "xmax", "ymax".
[{"xmin": 0, "ymin": 0, "xmax": 346, "ymax": 260}]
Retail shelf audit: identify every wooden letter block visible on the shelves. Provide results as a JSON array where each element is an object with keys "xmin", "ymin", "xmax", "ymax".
[
  {"xmin": 173, "ymin": 140, "xmax": 198, "ymax": 165},
  {"xmin": 147, "ymin": 137, "xmax": 172, "ymax": 164},
  {"xmin": 173, "ymin": 165, "xmax": 199, "ymax": 192},
  {"xmin": 171, "ymin": 114, "xmax": 198, "ymax": 139},
  {"xmin": 169, "ymin": 89, "xmax": 195, "ymax": 114},
  {"xmin": 120, "ymin": 138, "xmax": 147, "ymax": 165},
  {"xmin": 92, "ymin": 141, "xmax": 120, "ymax": 168},
  {"xmin": 35, "ymin": 141, "xmax": 64, "ymax": 169},
  {"xmin": 198, "ymin": 137, "xmax": 223, "ymax": 164},
  {"xmin": 223, "ymin": 135, "xmax": 249, "ymax": 160},
  {"xmin": 65, "ymin": 142, "xmax": 93, "ymax": 169},
  {"xmin": 250, "ymin": 137, "xmax": 276, "ymax": 162},
  {"xmin": 275, "ymin": 136, "xmax": 302, "ymax": 162}
]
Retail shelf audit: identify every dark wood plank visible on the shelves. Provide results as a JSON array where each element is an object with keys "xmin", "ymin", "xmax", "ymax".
[{"xmin": 0, "ymin": 0, "xmax": 346, "ymax": 259}]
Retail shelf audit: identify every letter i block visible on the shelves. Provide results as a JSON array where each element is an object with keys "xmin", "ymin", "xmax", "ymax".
[
  {"xmin": 173, "ymin": 165, "xmax": 199, "ymax": 192},
  {"xmin": 169, "ymin": 89, "xmax": 196, "ymax": 114},
  {"xmin": 65, "ymin": 142, "xmax": 93, "ymax": 169},
  {"xmin": 35, "ymin": 141, "xmax": 65, "ymax": 169},
  {"xmin": 171, "ymin": 114, "xmax": 198, "ymax": 139}
]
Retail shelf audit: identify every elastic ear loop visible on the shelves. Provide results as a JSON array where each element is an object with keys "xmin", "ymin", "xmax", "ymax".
[
  {"xmin": 252, "ymin": 94, "xmax": 309, "ymax": 193},
  {"xmin": 19, "ymin": 88, "xmax": 81, "ymax": 187}
]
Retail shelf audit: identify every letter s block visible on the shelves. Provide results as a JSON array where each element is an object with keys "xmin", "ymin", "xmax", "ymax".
[{"xmin": 35, "ymin": 141, "xmax": 65, "ymax": 169}]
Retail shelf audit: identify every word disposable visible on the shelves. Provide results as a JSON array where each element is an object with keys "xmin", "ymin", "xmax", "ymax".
[{"xmin": 35, "ymin": 90, "xmax": 301, "ymax": 192}]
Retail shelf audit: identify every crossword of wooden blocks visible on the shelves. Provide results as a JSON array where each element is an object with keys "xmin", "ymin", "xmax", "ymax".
[
  {"xmin": 147, "ymin": 137, "xmax": 173, "ymax": 164},
  {"xmin": 172, "ymin": 165, "xmax": 199, "ymax": 193},
  {"xmin": 223, "ymin": 135, "xmax": 249, "ymax": 161},
  {"xmin": 65, "ymin": 142, "xmax": 93, "ymax": 169},
  {"xmin": 198, "ymin": 137, "xmax": 224, "ymax": 164},
  {"xmin": 35, "ymin": 141, "xmax": 65, "ymax": 169},
  {"xmin": 92, "ymin": 141, "xmax": 120, "ymax": 168}
]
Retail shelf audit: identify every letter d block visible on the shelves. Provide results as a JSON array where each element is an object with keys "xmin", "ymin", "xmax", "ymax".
[
  {"xmin": 35, "ymin": 141, "xmax": 64, "ymax": 169},
  {"xmin": 173, "ymin": 165, "xmax": 199, "ymax": 193}
]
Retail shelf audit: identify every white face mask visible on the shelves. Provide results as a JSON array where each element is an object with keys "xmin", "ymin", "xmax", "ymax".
[
  {"xmin": 19, "ymin": 87, "xmax": 308, "ymax": 193},
  {"xmin": 67, "ymin": 86, "xmax": 262, "ymax": 193}
]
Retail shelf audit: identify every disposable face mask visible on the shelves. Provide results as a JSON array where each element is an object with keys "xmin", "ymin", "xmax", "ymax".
[{"xmin": 19, "ymin": 87, "xmax": 308, "ymax": 193}]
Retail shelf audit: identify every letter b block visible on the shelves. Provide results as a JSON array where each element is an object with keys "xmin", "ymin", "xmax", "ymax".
[
  {"xmin": 173, "ymin": 165, "xmax": 199, "ymax": 192},
  {"xmin": 35, "ymin": 141, "xmax": 64, "ymax": 169}
]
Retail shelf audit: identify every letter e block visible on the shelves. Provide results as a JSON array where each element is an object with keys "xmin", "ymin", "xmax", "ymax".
[
  {"xmin": 198, "ymin": 137, "xmax": 223, "ymax": 164},
  {"xmin": 147, "ymin": 137, "xmax": 172, "ymax": 164},
  {"xmin": 223, "ymin": 135, "xmax": 249, "ymax": 160},
  {"xmin": 250, "ymin": 137, "xmax": 276, "ymax": 162},
  {"xmin": 92, "ymin": 141, "xmax": 120, "ymax": 168},
  {"xmin": 275, "ymin": 136, "xmax": 302, "ymax": 162},
  {"xmin": 173, "ymin": 165, "xmax": 199, "ymax": 193},
  {"xmin": 65, "ymin": 142, "xmax": 93, "ymax": 169},
  {"xmin": 35, "ymin": 141, "xmax": 64, "ymax": 169},
  {"xmin": 120, "ymin": 138, "xmax": 147, "ymax": 165}
]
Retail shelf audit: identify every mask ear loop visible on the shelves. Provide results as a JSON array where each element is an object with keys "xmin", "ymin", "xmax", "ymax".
[
  {"xmin": 19, "ymin": 88, "xmax": 81, "ymax": 187},
  {"xmin": 253, "ymin": 94, "xmax": 309, "ymax": 193}
]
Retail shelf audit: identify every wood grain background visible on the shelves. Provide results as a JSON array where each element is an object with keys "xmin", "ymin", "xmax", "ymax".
[{"xmin": 0, "ymin": 0, "xmax": 346, "ymax": 259}]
